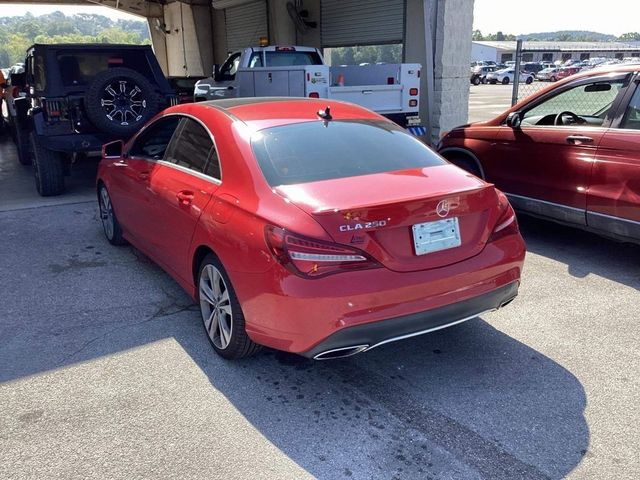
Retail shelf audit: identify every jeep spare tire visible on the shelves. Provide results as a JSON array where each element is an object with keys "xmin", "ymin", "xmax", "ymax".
[{"xmin": 84, "ymin": 67, "xmax": 161, "ymax": 137}]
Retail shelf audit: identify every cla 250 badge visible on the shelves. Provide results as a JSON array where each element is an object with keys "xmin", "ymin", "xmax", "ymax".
[{"xmin": 339, "ymin": 220, "xmax": 387, "ymax": 232}]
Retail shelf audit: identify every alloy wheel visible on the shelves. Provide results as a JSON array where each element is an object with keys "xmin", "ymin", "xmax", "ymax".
[
  {"xmin": 199, "ymin": 264, "xmax": 233, "ymax": 349},
  {"xmin": 99, "ymin": 187, "xmax": 114, "ymax": 240},
  {"xmin": 100, "ymin": 80, "xmax": 147, "ymax": 126}
]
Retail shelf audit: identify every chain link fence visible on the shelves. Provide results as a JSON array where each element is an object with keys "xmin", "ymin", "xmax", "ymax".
[{"xmin": 511, "ymin": 40, "xmax": 636, "ymax": 106}]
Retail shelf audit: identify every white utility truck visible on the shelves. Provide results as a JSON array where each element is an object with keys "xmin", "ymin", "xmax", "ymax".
[{"xmin": 194, "ymin": 45, "xmax": 425, "ymax": 134}]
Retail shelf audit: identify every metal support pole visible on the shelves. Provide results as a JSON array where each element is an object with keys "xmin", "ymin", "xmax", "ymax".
[
  {"xmin": 422, "ymin": 0, "xmax": 436, "ymax": 145},
  {"xmin": 511, "ymin": 39, "xmax": 522, "ymax": 106}
]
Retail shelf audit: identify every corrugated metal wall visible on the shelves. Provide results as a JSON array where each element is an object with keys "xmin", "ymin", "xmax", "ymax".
[
  {"xmin": 321, "ymin": 0, "xmax": 405, "ymax": 47},
  {"xmin": 225, "ymin": 0, "xmax": 268, "ymax": 52}
]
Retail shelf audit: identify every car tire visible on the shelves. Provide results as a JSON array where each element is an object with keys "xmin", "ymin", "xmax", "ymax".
[
  {"xmin": 98, "ymin": 184, "xmax": 126, "ymax": 246},
  {"xmin": 30, "ymin": 133, "xmax": 65, "ymax": 196},
  {"xmin": 197, "ymin": 254, "xmax": 263, "ymax": 360},
  {"xmin": 525, "ymin": 77, "xmax": 533, "ymax": 84},
  {"xmin": 15, "ymin": 125, "xmax": 32, "ymax": 166},
  {"xmin": 472, "ymin": 77, "xmax": 481, "ymax": 86},
  {"xmin": 502, "ymin": 77, "xmax": 510, "ymax": 85},
  {"xmin": 84, "ymin": 67, "xmax": 162, "ymax": 138},
  {"xmin": 445, "ymin": 154, "xmax": 483, "ymax": 179},
  {"xmin": 550, "ymin": 76, "xmax": 557, "ymax": 82},
  {"xmin": 481, "ymin": 77, "xmax": 488, "ymax": 84}
]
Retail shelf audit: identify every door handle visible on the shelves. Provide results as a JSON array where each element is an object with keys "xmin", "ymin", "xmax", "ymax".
[
  {"xmin": 566, "ymin": 135, "xmax": 594, "ymax": 145},
  {"xmin": 176, "ymin": 190, "xmax": 195, "ymax": 206}
]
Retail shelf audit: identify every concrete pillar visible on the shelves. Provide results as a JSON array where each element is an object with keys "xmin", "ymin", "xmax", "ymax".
[
  {"xmin": 405, "ymin": 0, "xmax": 474, "ymax": 143},
  {"xmin": 268, "ymin": 0, "xmax": 296, "ymax": 45},
  {"xmin": 155, "ymin": 2, "xmax": 215, "ymax": 77},
  {"xmin": 297, "ymin": 0, "xmax": 322, "ymax": 49},
  {"xmin": 147, "ymin": 16, "xmax": 168, "ymax": 74},
  {"xmin": 212, "ymin": 7, "xmax": 228, "ymax": 64}
]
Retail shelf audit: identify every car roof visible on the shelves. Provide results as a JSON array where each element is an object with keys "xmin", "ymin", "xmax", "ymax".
[
  {"xmin": 28, "ymin": 43, "xmax": 153, "ymax": 52},
  {"xmin": 199, "ymin": 97, "xmax": 384, "ymax": 125}
]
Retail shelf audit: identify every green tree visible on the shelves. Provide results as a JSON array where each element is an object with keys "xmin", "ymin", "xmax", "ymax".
[
  {"xmin": 0, "ymin": 12, "xmax": 151, "ymax": 66},
  {"xmin": 619, "ymin": 32, "xmax": 640, "ymax": 41}
]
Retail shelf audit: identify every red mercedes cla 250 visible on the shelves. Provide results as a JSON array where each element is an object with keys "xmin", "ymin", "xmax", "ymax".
[{"xmin": 97, "ymin": 98, "xmax": 525, "ymax": 360}]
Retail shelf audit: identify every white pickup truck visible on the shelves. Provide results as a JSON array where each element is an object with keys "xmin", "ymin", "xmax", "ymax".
[{"xmin": 194, "ymin": 45, "xmax": 425, "ymax": 134}]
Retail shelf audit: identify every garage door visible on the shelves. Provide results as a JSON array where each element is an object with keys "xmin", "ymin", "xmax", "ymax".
[
  {"xmin": 225, "ymin": 0, "xmax": 268, "ymax": 52},
  {"xmin": 321, "ymin": 0, "xmax": 405, "ymax": 47}
]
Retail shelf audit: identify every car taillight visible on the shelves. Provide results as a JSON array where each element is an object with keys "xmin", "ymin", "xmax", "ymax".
[
  {"xmin": 43, "ymin": 99, "xmax": 67, "ymax": 122},
  {"xmin": 409, "ymin": 88, "xmax": 418, "ymax": 96},
  {"xmin": 409, "ymin": 99, "xmax": 418, "ymax": 107},
  {"xmin": 265, "ymin": 225, "xmax": 380, "ymax": 278},
  {"xmin": 489, "ymin": 192, "xmax": 519, "ymax": 242}
]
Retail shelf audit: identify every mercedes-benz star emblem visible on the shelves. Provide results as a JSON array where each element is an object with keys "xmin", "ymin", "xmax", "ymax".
[{"xmin": 436, "ymin": 200, "xmax": 450, "ymax": 218}]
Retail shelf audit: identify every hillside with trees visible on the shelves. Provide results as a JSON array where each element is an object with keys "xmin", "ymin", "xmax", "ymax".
[
  {"xmin": 0, "ymin": 12, "xmax": 150, "ymax": 66},
  {"xmin": 473, "ymin": 30, "xmax": 639, "ymax": 43}
]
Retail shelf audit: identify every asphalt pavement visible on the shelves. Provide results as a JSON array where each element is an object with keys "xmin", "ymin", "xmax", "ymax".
[
  {"xmin": 467, "ymin": 82, "xmax": 549, "ymax": 123},
  {"xmin": 0, "ymin": 124, "xmax": 639, "ymax": 479}
]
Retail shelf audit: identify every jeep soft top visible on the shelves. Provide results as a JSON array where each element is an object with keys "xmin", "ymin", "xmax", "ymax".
[{"xmin": 12, "ymin": 43, "xmax": 177, "ymax": 195}]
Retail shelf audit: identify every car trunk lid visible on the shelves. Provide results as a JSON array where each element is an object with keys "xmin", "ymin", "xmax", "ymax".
[{"xmin": 275, "ymin": 164, "xmax": 501, "ymax": 272}]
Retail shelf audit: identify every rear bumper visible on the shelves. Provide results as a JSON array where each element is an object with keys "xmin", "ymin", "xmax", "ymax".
[
  {"xmin": 36, "ymin": 133, "xmax": 113, "ymax": 153},
  {"xmin": 302, "ymin": 281, "xmax": 519, "ymax": 359},
  {"xmin": 232, "ymin": 235, "xmax": 525, "ymax": 355}
]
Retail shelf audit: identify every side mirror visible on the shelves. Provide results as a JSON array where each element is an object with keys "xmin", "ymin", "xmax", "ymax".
[
  {"xmin": 506, "ymin": 111, "xmax": 522, "ymax": 129},
  {"xmin": 213, "ymin": 64, "xmax": 220, "ymax": 81},
  {"xmin": 102, "ymin": 140, "xmax": 124, "ymax": 159}
]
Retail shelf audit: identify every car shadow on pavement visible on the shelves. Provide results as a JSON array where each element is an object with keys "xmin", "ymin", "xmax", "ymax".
[
  {"xmin": 191, "ymin": 321, "xmax": 589, "ymax": 480},
  {"xmin": 0, "ymin": 202, "xmax": 589, "ymax": 480},
  {"xmin": 517, "ymin": 214, "xmax": 640, "ymax": 289}
]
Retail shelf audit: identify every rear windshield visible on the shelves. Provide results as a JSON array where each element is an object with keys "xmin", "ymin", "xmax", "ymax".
[
  {"xmin": 248, "ymin": 51, "xmax": 323, "ymax": 68},
  {"xmin": 56, "ymin": 51, "xmax": 153, "ymax": 87},
  {"xmin": 251, "ymin": 120, "xmax": 445, "ymax": 186}
]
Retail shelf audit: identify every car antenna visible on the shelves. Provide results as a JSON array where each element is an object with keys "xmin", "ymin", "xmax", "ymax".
[{"xmin": 317, "ymin": 106, "xmax": 332, "ymax": 120}]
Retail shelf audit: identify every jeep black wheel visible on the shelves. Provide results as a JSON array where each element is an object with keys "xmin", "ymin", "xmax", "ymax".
[
  {"xmin": 30, "ymin": 133, "xmax": 65, "ymax": 196},
  {"xmin": 14, "ymin": 124, "xmax": 32, "ymax": 166},
  {"xmin": 84, "ymin": 67, "xmax": 161, "ymax": 138}
]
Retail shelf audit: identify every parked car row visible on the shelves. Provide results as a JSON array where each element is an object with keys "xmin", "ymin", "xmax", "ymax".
[{"xmin": 472, "ymin": 57, "xmax": 640, "ymax": 86}]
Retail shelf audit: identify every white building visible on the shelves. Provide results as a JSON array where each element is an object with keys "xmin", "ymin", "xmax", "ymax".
[{"xmin": 471, "ymin": 40, "xmax": 640, "ymax": 64}]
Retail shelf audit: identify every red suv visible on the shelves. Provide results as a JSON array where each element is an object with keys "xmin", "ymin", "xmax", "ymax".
[{"xmin": 439, "ymin": 65, "xmax": 640, "ymax": 245}]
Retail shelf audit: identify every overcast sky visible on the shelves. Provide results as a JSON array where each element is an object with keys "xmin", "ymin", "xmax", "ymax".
[
  {"xmin": 1, "ymin": 1, "xmax": 639, "ymax": 37},
  {"xmin": 473, "ymin": 0, "xmax": 640, "ymax": 36},
  {"xmin": 0, "ymin": 4, "xmax": 139, "ymax": 21}
]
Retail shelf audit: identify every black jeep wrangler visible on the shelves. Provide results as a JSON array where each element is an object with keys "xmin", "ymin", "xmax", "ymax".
[{"xmin": 11, "ymin": 44, "xmax": 176, "ymax": 196}]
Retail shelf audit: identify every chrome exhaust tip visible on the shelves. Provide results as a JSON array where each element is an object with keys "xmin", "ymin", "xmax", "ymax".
[
  {"xmin": 499, "ymin": 296, "xmax": 517, "ymax": 309},
  {"xmin": 313, "ymin": 344, "xmax": 369, "ymax": 360}
]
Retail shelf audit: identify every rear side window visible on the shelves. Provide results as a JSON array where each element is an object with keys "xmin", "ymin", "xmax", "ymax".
[
  {"xmin": 251, "ymin": 120, "xmax": 445, "ymax": 186},
  {"xmin": 56, "ymin": 51, "xmax": 153, "ymax": 87},
  {"xmin": 248, "ymin": 51, "xmax": 322, "ymax": 68},
  {"xmin": 166, "ymin": 118, "xmax": 221, "ymax": 179}
]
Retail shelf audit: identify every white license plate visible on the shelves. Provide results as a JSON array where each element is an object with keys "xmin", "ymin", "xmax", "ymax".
[{"xmin": 412, "ymin": 218, "xmax": 461, "ymax": 256}]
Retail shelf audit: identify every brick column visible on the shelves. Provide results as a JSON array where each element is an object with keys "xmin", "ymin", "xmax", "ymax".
[{"xmin": 405, "ymin": 0, "xmax": 474, "ymax": 143}]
